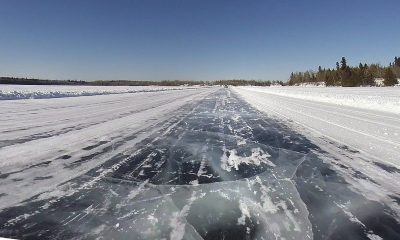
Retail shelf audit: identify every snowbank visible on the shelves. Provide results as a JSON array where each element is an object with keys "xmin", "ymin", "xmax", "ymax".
[
  {"xmin": 236, "ymin": 86, "xmax": 400, "ymax": 114},
  {"xmin": 0, "ymin": 85, "xmax": 197, "ymax": 100}
]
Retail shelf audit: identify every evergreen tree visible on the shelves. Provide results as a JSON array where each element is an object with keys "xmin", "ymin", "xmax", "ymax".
[
  {"xmin": 287, "ymin": 56, "xmax": 398, "ymax": 86},
  {"xmin": 341, "ymin": 66, "xmax": 353, "ymax": 86},
  {"xmin": 393, "ymin": 57, "xmax": 400, "ymax": 78},
  {"xmin": 394, "ymin": 57, "xmax": 400, "ymax": 67},
  {"xmin": 359, "ymin": 63, "xmax": 367, "ymax": 85},
  {"xmin": 384, "ymin": 68, "xmax": 397, "ymax": 86},
  {"xmin": 340, "ymin": 57, "xmax": 347, "ymax": 70},
  {"xmin": 364, "ymin": 71, "xmax": 374, "ymax": 86},
  {"xmin": 324, "ymin": 69, "xmax": 335, "ymax": 86}
]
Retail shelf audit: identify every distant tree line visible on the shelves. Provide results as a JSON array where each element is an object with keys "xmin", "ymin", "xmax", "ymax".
[
  {"xmin": 288, "ymin": 57, "xmax": 400, "ymax": 86},
  {"xmin": 0, "ymin": 77, "xmax": 209, "ymax": 86},
  {"xmin": 0, "ymin": 77, "xmax": 87, "ymax": 85},
  {"xmin": 0, "ymin": 77, "xmax": 278, "ymax": 87},
  {"xmin": 214, "ymin": 80, "xmax": 284, "ymax": 86},
  {"xmin": 88, "ymin": 80, "xmax": 210, "ymax": 86}
]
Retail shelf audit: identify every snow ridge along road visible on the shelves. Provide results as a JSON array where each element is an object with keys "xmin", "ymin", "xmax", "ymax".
[
  {"xmin": 0, "ymin": 85, "xmax": 198, "ymax": 100},
  {"xmin": 1, "ymin": 87, "xmax": 400, "ymax": 239},
  {"xmin": 236, "ymin": 86, "xmax": 400, "ymax": 114}
]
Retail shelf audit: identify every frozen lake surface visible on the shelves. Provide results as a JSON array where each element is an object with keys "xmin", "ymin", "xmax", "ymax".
[{"xmin": 0, "ymin": 87, "xmax": 399, "ymax": 239}]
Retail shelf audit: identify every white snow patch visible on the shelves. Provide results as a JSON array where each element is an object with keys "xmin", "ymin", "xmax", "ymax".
[
  {"xmin": 221, "ymin": 147, "xmax": 274, "ymax": 172},
  {"xmin": 367, "ymin": 233, "xmax": 383, "ymax": 240},
  {"xmin": 238, "ymin": 200, "xmax": 251, "ymax": 225}
]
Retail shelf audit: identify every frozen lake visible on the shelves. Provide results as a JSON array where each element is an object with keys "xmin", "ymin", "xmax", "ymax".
[{"xmin": 0, "ymin": 86, "xmax": 399, "ymax": 239}]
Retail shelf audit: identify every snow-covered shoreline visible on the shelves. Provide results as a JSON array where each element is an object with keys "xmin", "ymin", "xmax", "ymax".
[{"xmin": 0, "ymin": 85, "xmax": 199, "ymax": 100}]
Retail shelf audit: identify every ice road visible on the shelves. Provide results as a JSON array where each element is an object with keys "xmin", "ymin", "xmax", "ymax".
[{"xmin": 0, "ymin": 87, "xmax": 399, "ymax": 240}]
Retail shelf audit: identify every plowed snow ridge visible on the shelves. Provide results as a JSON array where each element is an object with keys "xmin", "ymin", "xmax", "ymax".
[{"xmin": 0, "ymin": 85, "xmax": 199, "ymax": 100}]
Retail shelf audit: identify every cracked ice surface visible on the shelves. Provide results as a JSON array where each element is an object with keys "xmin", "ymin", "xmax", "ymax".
[
  {"xmin": 1, "ymin": 88, "xmax": 399, "ymax": 239},
  {"xmin": 0, "ymin": 88, "xmax": 314, "ymax": 239}
]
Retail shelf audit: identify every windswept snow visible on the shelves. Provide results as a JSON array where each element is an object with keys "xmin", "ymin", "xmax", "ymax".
[{"xmin": 0, "ymin": 84, "xmax": 198, "ymax": 100}]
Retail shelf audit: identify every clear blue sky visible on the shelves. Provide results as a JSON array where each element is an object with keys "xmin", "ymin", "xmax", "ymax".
[{"xmin": 1, "ymin": 0, "xmax": 399, "ymax": 81}]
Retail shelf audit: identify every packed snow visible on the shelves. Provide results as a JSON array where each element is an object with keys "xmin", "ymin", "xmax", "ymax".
[{"xmin": 0, "ymin": 84, "xmax": 198, "ymax": 100}]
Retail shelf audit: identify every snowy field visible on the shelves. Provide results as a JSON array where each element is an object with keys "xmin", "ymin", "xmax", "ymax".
[
  {"xmin": 0, "ymin": 84, "xmax": 197, "ymax": 100},
  {"xmin": 1, "ymin": 86, "xmax": 400, "ymax": 239}
]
